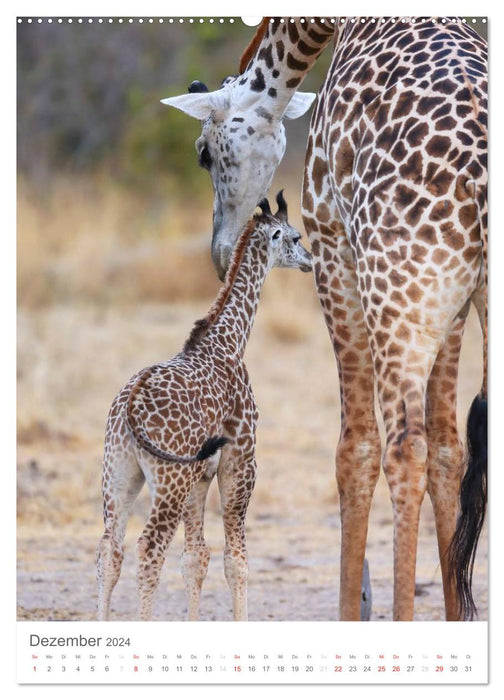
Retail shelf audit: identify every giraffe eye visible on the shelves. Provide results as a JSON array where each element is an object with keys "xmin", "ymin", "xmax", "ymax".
[
  {"xmin": 198, "ymin": 145, "xmax": 212, "ymax": 170},
  {"xmin": 272, "ymin": 229, "xmax": 281, "ymax": 240}
]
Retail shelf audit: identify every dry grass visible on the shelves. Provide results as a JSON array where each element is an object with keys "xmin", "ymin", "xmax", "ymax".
[
  {"xmin": 17, "ymin": 175, "xmax": 219, "ymax": 307},
  {"xmin": 259, "ymin": 272, "xmax": 317, "ymax": 344}
]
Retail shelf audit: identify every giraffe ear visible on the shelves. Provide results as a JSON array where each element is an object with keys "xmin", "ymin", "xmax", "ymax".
[
  {"xmin": 161, "ymin": 89, "xmax": 230, "ymax": 120},
  {"xmin": 283, "ymin": 91, "xmax": 316, "ymax": 120}
]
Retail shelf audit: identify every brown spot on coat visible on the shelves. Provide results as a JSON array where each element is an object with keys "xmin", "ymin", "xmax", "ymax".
[
  {"xmin": 426, "ymin": 169, "xmax": 454, "ymax": 197},
  {"xmin": 426, "ymin": 135, "xmax": 451, "ymax": 158},
  {"xmin": 459, "ymin": 203, "xmax": 477, "ymax": 228},
  {"xmin": 441, "ymin": 222, "xmax": 465, "ymax": 250},
  {"xmin": 399, "ymin": 151, "xmax": 423, "ymax": 183},
  {"xmin": 430, "ymin": 200, "xmax": 454, "ymax": 221},
  {"xmin": 417, "ymin": 224, "xmax": 438, "ymax": 245}
]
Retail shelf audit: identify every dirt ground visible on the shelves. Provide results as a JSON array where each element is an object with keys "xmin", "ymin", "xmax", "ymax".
[{"xmin": 16, "ymin": 272, "xmax": 487, "ymax": 622}]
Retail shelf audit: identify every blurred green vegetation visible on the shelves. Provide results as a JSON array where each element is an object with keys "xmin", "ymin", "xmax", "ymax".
[
  {"xmin": 120, "ymin": 85, "xmax": 204, "ymax": 191},
  {"xmin": 16, "ymin": 18, "xmax": 331, "ymax": 196},
  {"xmin": 17, "ymin": 16, "xmax": 487, "ymax": 196}
]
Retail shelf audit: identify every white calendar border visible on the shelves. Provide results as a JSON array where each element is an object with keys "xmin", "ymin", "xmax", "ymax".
[{"xmin": 6, "ymin": 0, "xmax": 502, "ymax": 696}]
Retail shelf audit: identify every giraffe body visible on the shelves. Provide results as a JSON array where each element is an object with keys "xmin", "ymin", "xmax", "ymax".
[
  {"xmin": 301, "ymin": 18, "xmax": 487, "ymax": 622},
  {"xmin": 96, "ymin": 194, "xmax": 311, "ymax": 621},
  {"xmin": 165, "ymin": 17, "xmax": 487, "ymax": 620}
]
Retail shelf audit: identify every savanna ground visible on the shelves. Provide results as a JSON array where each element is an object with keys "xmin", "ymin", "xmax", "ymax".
[{"xmin": 17, "ymin": 176, "xmax": 487, "ymax": 623}]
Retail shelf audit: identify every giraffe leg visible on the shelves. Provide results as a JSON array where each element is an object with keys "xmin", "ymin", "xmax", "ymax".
[
  {"xmin": 362, "ymin": 255, "xmax": 482, "ymax": 620},
  {"xmin": 337, "ymin": 385, "xmax": 381, "ymax": 621},
  {"xmin": 371, "ymin": 322, "xmax": 445, "ymax": 620},
  {"xmin": 136, "ymin": 462, "xmax": 200, "ymax": 620},
  {"xmin": 426, "ymin": 311, "xmax": 468, "ymax": 620},
  {"xmin": 96, "ymin": 448, "xmax": 145, "ymax": 620},
  {"xmin": 217, "ymin": 443, "xmax": 257, "ymax": 621},
  {"xmin": 181, "ymin": 469, "xmax": 216, "ymax": 621},
  {"xmin": 305, "ymin": 217, "xmax": 381, "ymax": 621},
  {"xmin": 379, "ymin": 386, "xmax": 431, "ymax": 620}
]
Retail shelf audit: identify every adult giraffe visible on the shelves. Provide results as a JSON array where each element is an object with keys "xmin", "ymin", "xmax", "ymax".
[{"xmin": 163, "ymin": 17, "xmax": 487, "ymax": 621}]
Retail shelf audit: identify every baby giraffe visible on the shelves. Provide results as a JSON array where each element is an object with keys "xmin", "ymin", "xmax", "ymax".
[{"xmin": 96, "ymin": 191, "xmax": 311, "ymax": 621}]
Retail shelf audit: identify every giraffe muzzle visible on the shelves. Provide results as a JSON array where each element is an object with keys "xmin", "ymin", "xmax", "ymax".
[
  {"xmin": 211, "ymin": 239, "xmax": 231, "ymax": 282},
  {"xmin": 299, "ymin": 241, "xmax": 313, "ymax": 272},
  {"xmin": 299, "ymin": 256, "xmax": 312, "ymax": 273}
]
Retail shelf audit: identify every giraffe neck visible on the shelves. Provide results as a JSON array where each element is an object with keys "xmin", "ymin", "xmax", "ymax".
[
  {"xmin": 184, "ymin": 222, "xmax": 267, "ymax": 360},
  {"xmin": 239, "ymin": 17, "xmax": 334, "ymax": 118}
]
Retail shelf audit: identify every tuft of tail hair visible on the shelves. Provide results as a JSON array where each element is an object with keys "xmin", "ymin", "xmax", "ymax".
[
  {"xmin": 195, "ymin": 436, "xmax": 229, "ymax": 461},
  {"xmin": 449, "ymin": 394, "xmax": 487, "ymax": 620}
]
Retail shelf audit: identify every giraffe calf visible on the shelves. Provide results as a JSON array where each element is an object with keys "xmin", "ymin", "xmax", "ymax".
[{"xmin": 96, "ymin": 191, "xmax": 311, "ymax": 621}]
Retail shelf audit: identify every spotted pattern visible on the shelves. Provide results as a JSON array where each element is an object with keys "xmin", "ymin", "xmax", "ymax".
[
  {"xmin": 96, "ymin": 201, "xmax": 311, "ymax": 621},
  {"xmin": 298, "ymin": 17, "xmax": 487, "ymax": 621},
  {"xmin": 179, "ymin": 17, "xmax": 487, "ymax": 621}
]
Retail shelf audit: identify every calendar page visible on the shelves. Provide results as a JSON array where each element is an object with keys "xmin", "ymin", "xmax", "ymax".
[{"xmin": 15, "ymin": 3, "xmax": 490, "ymax": 689}]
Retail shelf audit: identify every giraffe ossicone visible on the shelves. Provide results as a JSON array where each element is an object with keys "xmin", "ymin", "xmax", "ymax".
[{"xmin": 96, "ymin": 193, "xmax": 311, "ymax": 621}]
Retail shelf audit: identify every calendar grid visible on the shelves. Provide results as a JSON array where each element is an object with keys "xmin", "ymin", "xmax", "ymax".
[{"xmin": 17, "ymin": 621, "xmax": 488, "ymax": 684}]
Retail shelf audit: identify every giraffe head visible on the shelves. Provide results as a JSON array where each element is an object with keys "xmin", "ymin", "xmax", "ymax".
[
  {"xmin": 162, "ymin": 79, "xmax": 315, "ymax": 280},
  {"xmin": 253, "ymin": 191, "xmax": 312, "ymax": 273}
]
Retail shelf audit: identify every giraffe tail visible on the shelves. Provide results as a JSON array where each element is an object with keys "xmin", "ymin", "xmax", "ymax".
[
  {"xmin": 449, "ymin": 394, "xmax": 487, "ymax": 620},
  {"xmin": 129, "ymin": 425, "xmax": 229, "ymax": 464}
]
